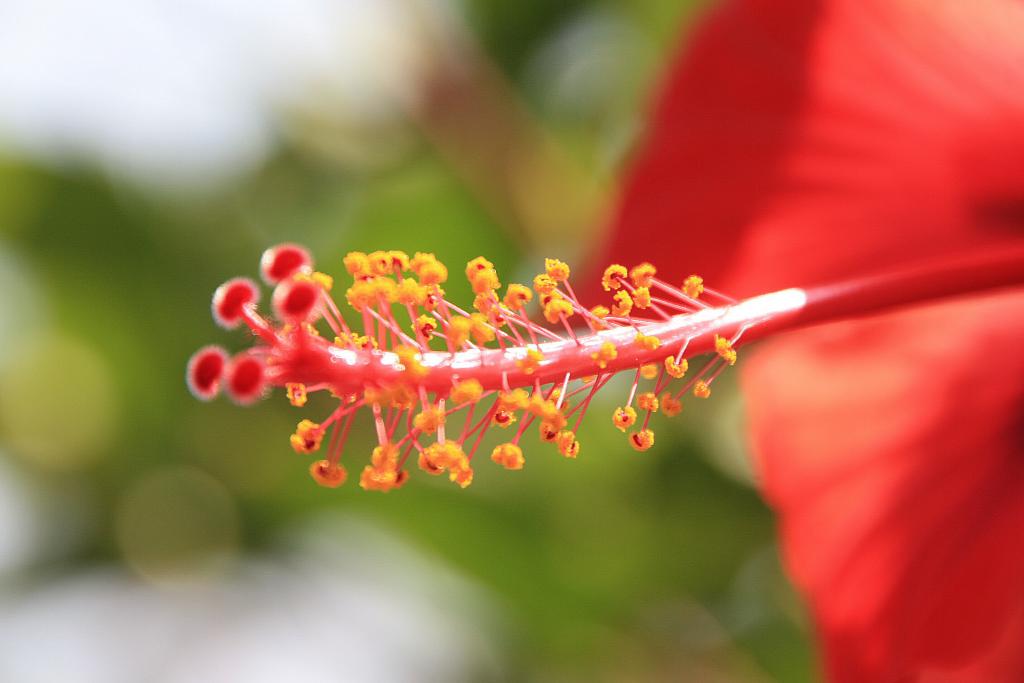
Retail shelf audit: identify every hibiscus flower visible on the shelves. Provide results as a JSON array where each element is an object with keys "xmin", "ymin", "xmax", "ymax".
[{"xmin": 594, "ymin": 0, "xmax": 1024, "ymax": 679}]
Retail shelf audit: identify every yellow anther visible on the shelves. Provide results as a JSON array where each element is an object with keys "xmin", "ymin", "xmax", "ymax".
[
  {"xmin": 630, "ymin": 263, "xmax": 657, "ymax": 288},
  {"xmin": 694, "ymin": 380, "xmax": 711, "ymax": 399},
  {"xmin": 533, "ymin": 273, "xmax": 558, "ymax": 295},
  {"xmin": 612, "ymin": 406, "xmax": 637, "ymax": 432},
  {"xmin": 491, "ymin": 443, "xmax": 525, "ymax": 470},
  {"xmin": 664, "ymin": 355, "xmax": 688, "ymax": 378},
  {"xmin": 313, "ymin": 272, "xmax": 334, "ymax": 292},
  {"xmin": 497, "ymin": 388, "xmax": 530, "ymax": 412},
  {"xmin": 396, "ymin": 278, "xmax": 426, "ymax": 306},
  {"xmin": 360, "ymin": 443, "xmax": 406, "ymax": 492},
  {"xmin": 354, "ymin": 334, "xmax": 377, "ymax": 350},
  {"xmin": 469, "ymin": 313, "xmax": 496, "ymax": 344},
  {"xmin": 410, "ymin": 252, "xmax": 448, "ymax": 285},
  {"xmin": 419, "ymin": 441, "xmax": 472, "ymax": 487},
  {"xmin": 545, "ymin": 258, "xmax": 571, "ymax": 282},
  {"xmin": 661, "ymin": 393, "xmax": 683, "ymax": 417},
  {"xmin": 470, "ymin": 270, "xmax": 501, "ymax": 294},
  {"xmin": 466, "ymin": 256, "xmax": 494, "ymax": 276},
  {"xmin": 450, "ymin": 378, "xmax": 484, "ymax": 405},
  {"xmin": 529, "ymin": 396, "xmax": 566, "ymax": 429},
  {"xmin": 360, "ymin": 279, "xmax": 390, "ymax": 306},
  {"xmin": 413, "ymin": 406, "xmax": 445, "ymax": 432},
  {"xmin": 503, "ymin": 283, "xmax": 533, "ymax": 309},
  {"xmin": 591, "ymin": 305, "xmax": 609, "ymax": 319},
  {"xmin": 640, "ymin": 363, "xmax": 658, "ymax": 380},
  {"xmin": 715, "ymin": 335, "xmax": 737, "ymax": 365},
  {"xmin": 290, "ymin": 419, "xmax": 323, "ymax": 454},
  {"xmin": 466, "ymin": 256, "xmax": 500, "ymax": 294},
  {"xmin": 345, "ymin": 280, "xmax": 376, "ymax": 311},
  {"xmin": 417, "ymin": 452, "xmax": 442, "ymax": 475},
  {"xmin": 370, "ymin": 443, "xmax": 399, "ymax": 469},
  {"xmin": 630, "ymin": 429, "xmax": 655, "ymax": 452},
  {"xmin": 370, "ymin": 277, "xmax": 398, "ymax": 303},
  {"xmin": 591, "ymin": 341, "xmax": 618, "ymax": 369},
  {"xmin": 683, "ymin": 275, "xmax": 704, "ymax": 299},
  {"xmin": 286, "ymin": 382, "xmax": 308, "ymax": 407},
  {"xmin": 517, "ymin": 348, "xmax": 544, "ymax": 375},
  {"xmin": 447, "ymin": 316, "xmax": 473, "ymax": 348},
  {"xmin": 365, "ymin": 251, "xmax": 390, "ymax": 276},
  {"xmin": 611, "ymin": 290, "xmax": 633, "ymax": 317},
  {"xmin": 449, "ymin": 462, "xmax": 474, "ymax": 488},
  {"xmin": 387, "ymin": 250, "xmax": 410, "ymax": 273},
  {"xmin": 543, "ymin": 296, "xmax": 574, "ymax": 324},
  {"xmin": 414, "ymin": 314, "xmax": 438, "ymax": 339},
  {"xmin": 635, "ymin": 332, "xmax": 662, "ymax": 351},
  {"xmin": 632, "ymin": 286, "xmax": 652, "ymax": 309},
  {"xmin": 395, "ymin": 345, "xmax": 428, "ymax": 382},
  {"xmin": 602, "ymin": 264, "xmax": 627, "ymax": 291},
  {"xmin": 420, "ymin": 284, "xmax": 445, "ymax": 311},
  {"xmin": 310, "ymin": 460, "xmax": 347, "ymax": 488},
  {"xmin": 367, "ymin": 250, "xmax": 407, "ymax": 276},
  {"xmin": 555, "ymin": 430, "xmax": 580, "ymax": 458},
  {"xmin": 637, "ymin": 392, "xmax": 659, "ymax": 412},
  {"xmin": 492, "ymin": 410, "xmax": 517, "ymax": 428},
  {"xmin": 343, "ymin": 251, "xmax": 371, "ymax": 278},
  {"xmin": 445, "ymin": 443, "xmax": 469, "ymax": 471},
  {"xmin": 360, "ymin": 465, "xmax": 400, "ymax": 492},
  {"xmin": 294, "ymin": 270, "xmax": 334, "ymax": 292},
  {"xmin": 473, "ymin": 292, "xmax": 498, "ymax": 315},
  {"xmin": 539, "ymin": 421, "xmax": 559, "ymax": 442},
  {"xmin": 419, "ymin": 441, "xmax": 461, "ymax": 475},
  {"xmin": 417, "ymin": 449, "xmax": 443, "ymax": 475},
  {"xmin": 489, "ymin": 307, "xmax": 509, "ymax": 328}
]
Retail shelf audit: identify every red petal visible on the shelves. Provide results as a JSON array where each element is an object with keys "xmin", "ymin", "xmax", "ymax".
[
  {"xmin": 592, "ymin": 0, "xmax": 1024, "ymax": 678},
  {"xmin": 590, "ymin": 0, "xmax": 1024, "ymax": 299},
  {"xmin": 743, "ymin": 291, "xmax": 1024, "ymax": 680}
]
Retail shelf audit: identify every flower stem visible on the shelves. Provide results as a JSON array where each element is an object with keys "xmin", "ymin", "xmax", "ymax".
[{"xmin": 752, "ymin": 243, "xmax": 1024, "ymax": 340}]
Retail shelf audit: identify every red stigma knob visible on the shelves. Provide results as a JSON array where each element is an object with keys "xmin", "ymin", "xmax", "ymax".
[
  {"xmin": 225, "ymin": 354, "xmax": 267, "ymax": 405},
  {"xmin": 186, "ymin": 345, "xmax": 228, "ymax": 401},
  {"xmin": 260, "ymin": 243, "xmax": 312, "ymax": 285},
  {"xmin": 212, "ymin": 278, "xmax": 260, "ymax": 329},
  {"xmin": 272, "ymin": 278, "xmax": 321, "ymax": 323}
]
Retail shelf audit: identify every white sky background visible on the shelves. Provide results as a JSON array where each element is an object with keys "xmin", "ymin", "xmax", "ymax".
[
  {"xmin": 0, "ymin": 0, "xmax": 450, "ymax": 190},
  {"xmin": 0, "ymin": 516, "xmax": 501, "ymax": 682}
]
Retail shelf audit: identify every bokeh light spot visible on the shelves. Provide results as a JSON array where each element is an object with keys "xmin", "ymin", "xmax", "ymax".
[
  {"xmin": 0, "ymin": 334, "xmax": 117, "ymax": 471},
  {"xmin": 115, "ymin": 466, "xmax": 239, "ymax": 584}
]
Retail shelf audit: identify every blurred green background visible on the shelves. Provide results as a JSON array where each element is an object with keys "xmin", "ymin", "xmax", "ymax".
[{"xmin": 0, "ymin": 0, "xmax": 813, "ymax": 680}]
